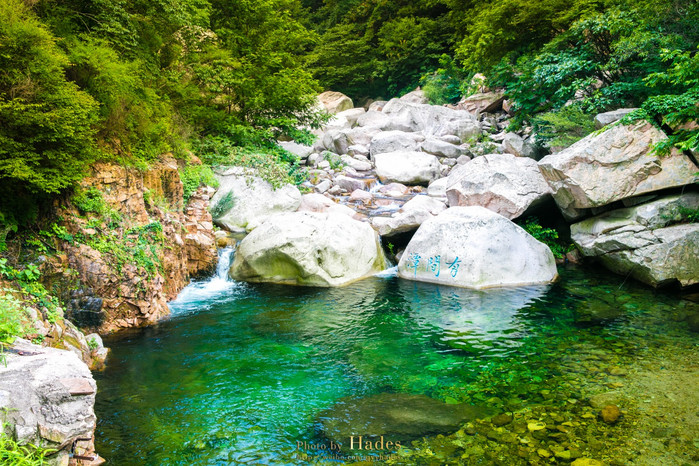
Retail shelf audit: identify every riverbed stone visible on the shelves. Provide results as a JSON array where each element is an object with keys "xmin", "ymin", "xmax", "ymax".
[
  {"xmin": 446, "ymin": 153, "xmax": 552, "ymax": 220},
  {"xmin": 210, "ymin": 167, "xmax": 302, "ymax": 232},
  {"xmin": 374, "ymin": 150, "xmax": 441, "ymax": 185},
  {"xmin": 230, "ymin": 212, "xmax": 386, "ymax": 287},
  {"xmin": 538, "ymin": 120, "xmax": 699, "ymax": 219},
  {"xmin": 398, "ymin": 207, "xmax": 557, "ymax": 288},
  {"xmin": 318, "ymin": 393, "xmax": 493, "ymax": 443}
]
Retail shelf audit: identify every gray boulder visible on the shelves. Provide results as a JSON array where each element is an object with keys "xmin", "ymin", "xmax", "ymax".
[
  {"xmin": 502, "ymin": 132, "xmax": 536, "ymax": 158},
  {"xmin": 230, "ymin": 212, "xmax": 386, "ymax": 287},
  {"xmin": 369, "ymin": 130, "xmax": 423, "ymax": 157},
  {"xmin": 210, "ymin": 167, "xmax": 302, "ymax": 232},
  {"xmin": 594, "ymin": 108, "xmax": 638, "ymax": 129},
  {"xmin": 278, "ymin": 141, "xmax": 313, "ymax": 160},
  {"xmin": 356, "ymin": 110, "xmax": 392, "ymax": 130},
  {"xmin": 382, "ymin": 99, "xmax": 481, "ymax": 140},
  {"xmin": 457, "ymin": 91, "xmax": 505, "ymax": 115},
  {"xmin": 317, "ymin": 91, "xmax": 353, "ymax": 114},
  {"xmin": 400, "ymin": 88, "xmax": 429, "ymax": 104},
  {"xmin": 374, "ymin": 151, "xmax": 441, "ymax": 185},
  {"xmin": 539, "ymin": 120, "xmax": 699, "ymax": 220},
  {"xmin": 571, "ymin": 193, "xmax": 699, "ymax": 288},
  {"xmin": 0, "ymin": 339, "xmax": 99, "ymax": 465},
  {"xmin": 446, "ymin": 153, "xmax": 552, "ymax": 220},
  {"xmin": 397, "ymin": 207, "xmax": 558, "ymax": 288},
  {"xmin": 421, "ymin": 138, "xmax": 467, "ymax": 158},
  {"xmin": 371, "ymin": 195, "xmax": 447, "ymax": 237}
]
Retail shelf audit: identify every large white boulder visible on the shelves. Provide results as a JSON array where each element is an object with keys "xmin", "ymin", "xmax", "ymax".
[
  {"xmin": 421, "ymin": 138, "xmax": 467, "ymax": 158},
  {"xmin": 318, "ymin": 91, "xmax": 354, "ymax": 114},
  {"xmin": 381, "ymin": 99, "xmax": 481, "ymax": 140},
  {"xmin": 397, "ymin": 207, "xmax": 557, "ymax": 289},
  {"xmin": 230, "ymin": 212, "xmax": 386, "ymax": 287},
  {"xmin": 538, "ymin": 120, "xmax": 699, "ymax": 219},
  {"xmin": 0, "ymin": 340, "xmax": 99, "ymax": 465},
  {"xmin": 374, "ymin": 151, "xmax": 441, "ymax": 185},
  {"xmin": 571, "ymin": 193, "xmax": 699, "ymax": 288},
  {"xmin": 370, "ymin": 130, "xmax": 423, "ymax": 157},
  {"xmin": 210, "ymin": 167, "xmax": 302, "ymax": 232},
  {"xmin": 446, "ymin": 153, "xmax": 552, "ymax": 220}
]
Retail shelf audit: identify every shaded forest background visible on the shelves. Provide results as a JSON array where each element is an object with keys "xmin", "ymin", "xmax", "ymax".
[{"xmin": 0, "ymin": 0, "xmax": 697, "ymax": 231}]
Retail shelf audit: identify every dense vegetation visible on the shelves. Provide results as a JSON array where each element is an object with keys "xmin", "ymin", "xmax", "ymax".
[{"xmin": 0, "ymin": 0, "xmax": 697, "ymax": 232}]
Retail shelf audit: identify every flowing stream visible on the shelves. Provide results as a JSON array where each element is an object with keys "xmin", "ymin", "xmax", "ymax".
[{"xmin": 94, "ymin": 251, "xmax": 698, "ymax": 465}]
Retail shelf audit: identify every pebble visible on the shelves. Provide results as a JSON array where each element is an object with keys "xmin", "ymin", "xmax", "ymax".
[
  {"xmin": 527, "ymin": 420, "xmax": 546, "ymax": 432},
  {"xmin": 571, "ymin": 459, "xmax": 604, "ymax": 466},
  {"xmin": 601, "ymin": 405, "xmax": 621, "ymax": 424},
  {"xmin": 491, "ymin": 413, "xmax": 513, "ymax": 427}
]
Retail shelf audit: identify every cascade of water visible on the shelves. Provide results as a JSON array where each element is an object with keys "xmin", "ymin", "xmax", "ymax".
[{"xmin": 168, "ymin": 247, "xmax": 238, "ymax": 315}]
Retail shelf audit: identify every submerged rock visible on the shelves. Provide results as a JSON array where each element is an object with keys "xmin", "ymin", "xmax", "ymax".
[
  {"xmin": 538, "ymin": 120, "xmax": 699, "ymax": 219},
  {"xmin": 318, "ymin": 393, "xmax": 493, "ymax": 443},
  {"xmin": 397, "ymin": 207, "xmax": 557, "ymax": 289},
  {"xmin": 229, "ymin": 212, "xmax": 386, "ymax": 287}
]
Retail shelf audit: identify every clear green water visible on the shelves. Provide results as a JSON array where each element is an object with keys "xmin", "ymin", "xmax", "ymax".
[{"xmin": 94, "ymin": 265, "xmax": 697, "ymax": 465}]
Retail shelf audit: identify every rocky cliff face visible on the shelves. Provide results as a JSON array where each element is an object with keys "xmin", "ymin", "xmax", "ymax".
[{"xmin": 43, "ymin": 155, "xmax": 217, "ymax": 334}]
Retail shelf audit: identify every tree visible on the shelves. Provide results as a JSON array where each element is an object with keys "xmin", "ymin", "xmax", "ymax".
[{"xmin": 0, "ymin": 0, "xmax": 98, "ymax": 201}]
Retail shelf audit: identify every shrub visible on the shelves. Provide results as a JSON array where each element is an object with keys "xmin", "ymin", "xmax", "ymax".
[
  {"xmin": 180, "ymin": 165, "xmax": 219, "ymax": 203},
  {"xmin": 520, "ymin": 217, "xmax": 571, "ymax": 259},
  {"xmin": 534, "ymin": 105, "xmax": 596, "ymax": 149}
]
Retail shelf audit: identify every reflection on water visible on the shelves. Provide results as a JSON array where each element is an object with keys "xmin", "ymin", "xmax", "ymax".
[{"xmin": 94, "ymin": 265, "xmax": 695, "ymax": 465}]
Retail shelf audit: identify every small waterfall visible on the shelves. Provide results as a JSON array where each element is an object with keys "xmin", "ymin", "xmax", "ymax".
[
  {"xmin": 169, "ymin": 247, "xmax": 238, "ymax": 315},
  {"xmin": 215, "ymin": 247, "xmax": 235, "ymax": 280}
]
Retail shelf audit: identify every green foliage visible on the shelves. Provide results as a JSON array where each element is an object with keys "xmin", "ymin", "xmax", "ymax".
[
  {"xmin": 180, "ymin": 165, "xmax": 219, "ymax": 203},
  {"xmin": 193, "ymin": 136, "xmax": 306, "ymax": 188},
  {"xmin": 420, "ymin": 55, "xmax": 468, "ymax": 105},
  {"xmin": 210, "ymin": 192, "xmax": 235, "ymax": 219},
  {"xmin": 304, "ymin": 0, "xmax": 453, "ymax": 99},
  {"xmin": 0, "ymin": 259, "xmax": 61, "ymax": 324},
  {"xmin": 322, "ymin": 152, "xmax": 344, "ymax": 171},
  {"xmin": 487, "ymin": 0, "xmax": 699, "ymax": 127},
  {"xmin": 0, "ymin": 291, "xmax": 27, "ymax": 345},
  {"xmin": 87, "ymin": 337, "xmax": 99, "ymax": 351},
  {"xmin": 72, "ymin": 187, "xmax": 122, "ymax": 227},
  {"xmin": 453, "ymin": 0, "xmax": 602, "ymax": 74},
  {"xmin": 636, "ymin": 47, "xmax": 699, "ymax": 154},
  {"xmin": 0, "ymin": 0, "xmax": 98, "ymax": 221},
  {"xmin": 0, "ymin": 424, "xmax": 55, "ymax": 465},
  {"xmin": 534, "ymin": 105, "xmax": 596, "ymax": 149},
  {"xmin": 520, "ymin": 217, "xmax": 571, "ymax": 259},
  {"xmin": 79, "ymin": 222, "xmax": 165, "ymax": 276}
]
